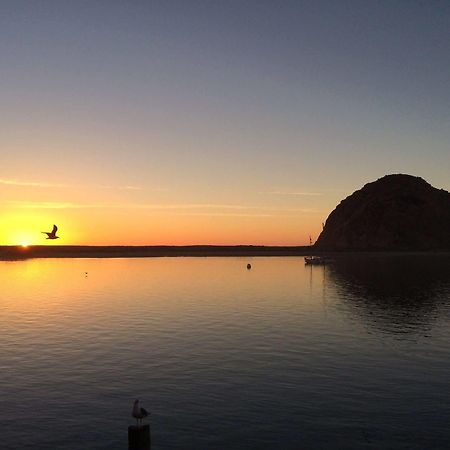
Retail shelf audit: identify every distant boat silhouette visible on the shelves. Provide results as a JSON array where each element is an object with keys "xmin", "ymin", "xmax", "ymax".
[
  {"xmin": 304, "ymin": 255, "xmax": 329, "ymax": 265},
  {"xmin": 304, "ymin": 234, "xmax": 329, "ymax": 265},
  {"xmin": 42, "ymin": 224, "xmax": 59, "ymax": 240}
]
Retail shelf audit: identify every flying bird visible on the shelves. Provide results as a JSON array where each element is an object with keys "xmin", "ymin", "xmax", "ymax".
[
  {"xmin": 132, "ymin": 399, "xmax": 150, "ymax": 427},
  {"xmin": 42, "ymin": 224, "xmax": 59, "ymax": 240}
]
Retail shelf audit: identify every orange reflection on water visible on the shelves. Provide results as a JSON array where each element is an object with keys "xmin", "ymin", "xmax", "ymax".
[{"xmin": 0, "ymin": 257, "xmax": 328, "ymax": 320}]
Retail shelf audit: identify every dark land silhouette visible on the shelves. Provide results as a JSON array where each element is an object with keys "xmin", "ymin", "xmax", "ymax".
[
  {"xmin": 0, "ymin": 245, "xmax": 311, "ymax": 260},
  {"xmin": 316, "ymin": 174, "xmax": 450, "ymax": 251}
]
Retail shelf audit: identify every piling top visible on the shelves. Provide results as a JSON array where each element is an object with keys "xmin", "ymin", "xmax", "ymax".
[
  {"xmin": 129, "ymin": 424, "xmax": 150, "ymax": 431},
  {"xmin": 128, "ymin": 424, "xmax": 150, "ymax": 450}
]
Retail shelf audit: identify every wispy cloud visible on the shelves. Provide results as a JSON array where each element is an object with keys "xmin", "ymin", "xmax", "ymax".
[
  {"xmin": 259, "ymin": 190, "xmax": 323, "ymax": 196},
  {"xmin": 6, "ymin": 201, "xmax": 90, "ymax": 209},
  {"xmin": 7, "ymin": 201, "xmax": 254, "ymax": 210},
  {"xmin": 172, "ymin": 212, "xmax": 301, "ymax": 218},
  {"xmin": 0, "ymin": 178, "xmax": 145, "ymax": 191},
  {"xmin": 98, "ymin": 184, "xmax": 143, "ymax": 191},
  {"xmin": 6, "ymin": 201, "xmax": 324, "ymax": 215},
  {"xmin": 0, "ymin": 179, "xmax": 68, "ymax": 188}
]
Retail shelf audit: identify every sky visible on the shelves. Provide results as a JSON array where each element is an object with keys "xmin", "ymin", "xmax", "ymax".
[{"xmin": 1, "ymin": 0, "xmax": 449, "ymax": 246}]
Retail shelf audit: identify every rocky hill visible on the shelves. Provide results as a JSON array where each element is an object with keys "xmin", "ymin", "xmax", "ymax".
[{"xmin": 315, "ymin": 174, "xmax": 450, "ymax": 251}]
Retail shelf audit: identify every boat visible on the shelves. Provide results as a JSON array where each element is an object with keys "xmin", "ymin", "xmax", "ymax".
[
  {"xmin": 304, "ymin": 255, "xmax": 328, "ymax": 265},
  {"xmin": 304, "ymin": 235, "xmax": 330, "ymax": 265}
]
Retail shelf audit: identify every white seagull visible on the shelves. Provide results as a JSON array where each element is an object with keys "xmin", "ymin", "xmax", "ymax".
[
  {"xmin": 132, "ymin": 399, "xmax": 149, "ymax": 427},
  {"xmin": 42, "ymin": 224, "xmax": 59, "ymax": 240}
]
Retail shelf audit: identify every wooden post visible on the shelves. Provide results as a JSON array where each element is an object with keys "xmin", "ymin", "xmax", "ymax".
[{"xmin": 128, "ymin": 425, "xmax": 151, "ymax": 450}]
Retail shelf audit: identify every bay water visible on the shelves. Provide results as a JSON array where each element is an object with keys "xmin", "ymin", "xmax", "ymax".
[{"xmin": 1, "ymin": 255, "xmax": 449, "ymax": 449}]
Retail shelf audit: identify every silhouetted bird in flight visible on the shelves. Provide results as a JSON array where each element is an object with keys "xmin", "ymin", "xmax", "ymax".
[
  {"xmin": 42, "ymin": 224, "xmax": 59, "ymax": 240},
  {"xmin": 132, "ymin": 399, "xmax": 149, "ymax": 427}
]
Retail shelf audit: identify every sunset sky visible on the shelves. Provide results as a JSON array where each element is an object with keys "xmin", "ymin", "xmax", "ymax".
[{"xmin": 1, "ymin": 1, "xmax": 449, "ymax": 246}]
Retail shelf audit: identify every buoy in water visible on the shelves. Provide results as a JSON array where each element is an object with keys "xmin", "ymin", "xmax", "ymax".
[{"xmin": 247, "ymin": 263, "xmax": 251, "ymax": 270}]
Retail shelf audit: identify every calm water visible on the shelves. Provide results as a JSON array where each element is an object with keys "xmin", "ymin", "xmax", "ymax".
[{"xmin": 1, "ymin": 255, "xmax": 449, "ymax": 449}]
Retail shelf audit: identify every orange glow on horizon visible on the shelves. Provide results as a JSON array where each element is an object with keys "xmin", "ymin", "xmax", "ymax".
[
  {"xmin": 1, "ymin": 195, "xmax": 327, "ymax": 246},
  {"xmin": 0, "ymin": 210, "xmax": 323, "ymax": 246}
]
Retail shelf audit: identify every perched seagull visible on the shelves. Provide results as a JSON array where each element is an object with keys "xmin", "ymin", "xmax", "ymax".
[
  {"xmin": 132, "ymin": 399, "xmax": 149, "ymax": 427},
  {"xmin": 42, "ymin": 224, "xmax": 59, "ymax": 240}
]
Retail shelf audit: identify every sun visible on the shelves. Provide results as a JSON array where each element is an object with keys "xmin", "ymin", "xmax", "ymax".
[{"xmin": 20, "ymin": 242, "xmax": 29, "ymax": 248}]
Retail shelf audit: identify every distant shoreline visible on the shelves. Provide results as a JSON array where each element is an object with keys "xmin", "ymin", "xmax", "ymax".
[
  {"xmin": 0, "ymin": 245, "xmax": 448, "ymax": 260},
  {"xmin": 0, "ymin": 245, "xmax": 311, "ymax": 260}
]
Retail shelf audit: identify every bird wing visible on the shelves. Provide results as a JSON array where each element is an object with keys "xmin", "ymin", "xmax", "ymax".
[
  {"xmin": 52, "ymin": 224, "xmax": 58, "ymax": 234},
  {"xmin": 132, "ymin": 401, "xmax": 140, "ymax": 417},
  {"xmin": 141, "ymin": 407, "xmax": 149, "ymax": 417}
]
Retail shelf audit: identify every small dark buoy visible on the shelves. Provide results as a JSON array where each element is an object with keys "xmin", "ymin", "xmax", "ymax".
[{"xmin": 247, "ymin": 263, "xmax": 251, "ymax": 270}]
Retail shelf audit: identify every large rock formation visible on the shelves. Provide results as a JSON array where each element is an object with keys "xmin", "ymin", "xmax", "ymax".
[{"xmin": 315, "ymin": 174, "xmax": 450, "ymax": 251}]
